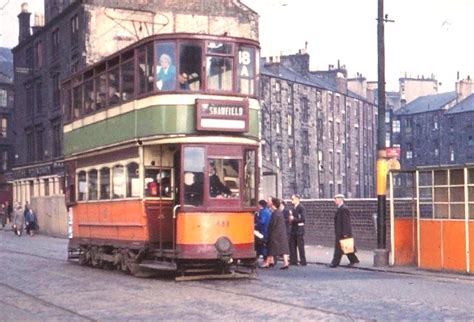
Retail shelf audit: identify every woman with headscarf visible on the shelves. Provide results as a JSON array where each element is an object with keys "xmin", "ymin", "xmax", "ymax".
[{"xmin": 262, "ymin": 197, "xmax": 290, "ymax": 270}]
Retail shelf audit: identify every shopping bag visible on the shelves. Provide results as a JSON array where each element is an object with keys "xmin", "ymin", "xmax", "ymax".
[{"xmin": 339, "ymin": 237, "xmax": 354, "ymax": 254}]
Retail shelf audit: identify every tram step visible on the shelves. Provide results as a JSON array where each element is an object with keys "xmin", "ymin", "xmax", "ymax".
[{"xmin": 139, "ymin": 260, "xmax": 177, "ymax": 271}]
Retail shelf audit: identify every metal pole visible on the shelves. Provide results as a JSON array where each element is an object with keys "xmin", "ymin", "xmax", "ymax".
[{"xmin": 374, "ymin": 0, "xmax": 390, "ymax": 266}]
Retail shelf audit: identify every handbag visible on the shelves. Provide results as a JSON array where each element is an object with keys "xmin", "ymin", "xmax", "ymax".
[{"xmin": 339, "ymin": 237, "xmax": 354, "ymax": 254}]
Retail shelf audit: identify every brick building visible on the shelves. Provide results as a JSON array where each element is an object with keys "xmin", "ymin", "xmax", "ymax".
[
  {"xmin": 11, "ymin": 0, "xmax": 258, "ymax": 207},
  {"xmin": 0, "ymin": 48, "xmax": 14, "ymax": 204},
  {"xmin": 260, "ymin": 53, "xmax": 377, "ymax": 199}
]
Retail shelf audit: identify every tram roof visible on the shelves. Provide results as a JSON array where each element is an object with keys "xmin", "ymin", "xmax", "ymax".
[
  {"xmin": 395, "ymin": 91, "xmax": 457, "ymax": 116},
  {"xmin": 63, "ymin": 32, "xmax": 260, "ymax": 83},
  {"xmin": 445, "ymin": 93, "xmax": 474, "ymax": 114}
]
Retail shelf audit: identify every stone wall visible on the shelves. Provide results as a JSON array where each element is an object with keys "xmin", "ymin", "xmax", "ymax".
[{"xmin": 31, "ymin": 196, "xmax": 68, "ymax": 238}]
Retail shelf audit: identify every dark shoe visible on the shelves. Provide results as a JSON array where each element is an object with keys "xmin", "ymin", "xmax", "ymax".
[
  {"xmin": 289, "ymin": 262, "xmax": 298, "ymax": 266},
  {"xmin": 300, "ymin": 263, "xmax": 307, "ymax": 266},
  {"xmin": 269, "ymin": 263, "xmax": 275, "ymax": 267},
  {"xmin": 348, "ymin": 262, "xmax": 358, "ymax": 267},
  {"xmin": 327, "ymin": 264, "xmax": 338, "ymax": 268},
  {"xmin": 279, "ymin": 265, "xmax": 289, "ymax": 270}
]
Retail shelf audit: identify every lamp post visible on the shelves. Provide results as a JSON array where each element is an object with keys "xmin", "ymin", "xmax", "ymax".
[{"xmin": 374, "ymin": 0, "xmax": 393, "ymax": 267}]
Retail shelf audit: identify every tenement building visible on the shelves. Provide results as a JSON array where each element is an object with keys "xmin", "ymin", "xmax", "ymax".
[
  {"xmin": 260, "ymin": 52, "xmax": 377, "ymax": 199},
  {"xmin": 0, "ymin": 48, "xmax": 14, "ymax": 204},
  {"xmin": 11, "ymin": 0, "xmax": 258, "ymax": 217}
]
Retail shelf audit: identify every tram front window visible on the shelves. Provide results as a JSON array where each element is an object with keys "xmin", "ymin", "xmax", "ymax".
[
  {"xmin": 183, "ymin": 147, "xmax": 204, "ymax": 206},
  {"xmin": 144, "ymin": 168, "xmax": 172, "ymax": 198},
  {"xmin": 208, "ymin": 159, "xmax": 239, "ymax": 199}
]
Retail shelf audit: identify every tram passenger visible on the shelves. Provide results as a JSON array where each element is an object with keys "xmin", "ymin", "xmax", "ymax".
[
  {"xmin": 209, "ymin": 164, "xmax": 232, "ymax": 198},
  {"xmin": 255, "ymin": 199, "xmax": 271, "ymax": 261},
  {"xmin": 178, "ymin": 72, "xmax": 190, "ymax": 90},
  {"xmin": 156, "ymin": 54, "xmax": 176, "ymax": 91},
  {"xmin": 108, "ymin": 83, "xmax": 121, "ymax": 105}
]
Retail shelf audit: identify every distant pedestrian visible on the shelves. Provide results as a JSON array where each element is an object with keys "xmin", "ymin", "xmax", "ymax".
[
  {"xmin": 255, "ymin": 199, "xmax": 272, "ymax": 261},
  {"xmin": 6, "ymin": 201, "xmax": 12, "ymax": 223},
  {"xmin": 0, "ymin": 203, "xmax": 6, "ymax": 228},
  {"xmin": 262, "ymin": 198, "xmax": 290, "ymax": 270},
  {"xmin": 289, "ymin": 194, "xmax": 307, "ymax": 266},
  {"xmin": 24, "ymin": 203, "xmax": 38, "ymax": 236},
  {"xmin": 12, "ymin": 202, "xmax": 24, "ymax": 236},
  {"xmin": 329, "ymin": 194, "xmax": 359, "ymax": 268}
]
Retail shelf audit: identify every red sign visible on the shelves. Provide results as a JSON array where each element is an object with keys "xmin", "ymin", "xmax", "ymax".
[{"xmin": 386, "ymin": 147, "xmax": 400, "ymax": 159}]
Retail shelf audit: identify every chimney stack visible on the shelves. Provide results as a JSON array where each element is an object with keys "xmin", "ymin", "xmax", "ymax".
[{"xmin": 18, "ymin": 3, "xmax": 31, "ymax": 43}]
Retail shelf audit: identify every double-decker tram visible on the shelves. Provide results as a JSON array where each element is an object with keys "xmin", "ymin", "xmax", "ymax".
[{"xmin": 63, "ymin": 33, "xmax": 260, "ymax": 280}]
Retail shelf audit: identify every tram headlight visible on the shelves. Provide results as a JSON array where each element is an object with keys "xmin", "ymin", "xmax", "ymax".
[{"xmin": 215, "ymin": 236, "xmax": 232, "ymax": 254}]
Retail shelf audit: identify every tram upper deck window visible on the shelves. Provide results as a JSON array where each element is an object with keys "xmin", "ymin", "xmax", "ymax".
[
  {"xmin": 179, "ymin": 42, "xmax": 202, "ymax": 91},
  {"xmin": 138, "ymin": 44, "xmax": 154, "ymax": 94},
  {"xmin": 206, "ymin": 42, "xmax": 233, "ymax": 92},
  {"xmin": 183, "ymin": 147, "xmax": 204, "ymax": 206},
  {"xmin": 72, "ymin": 76, "xmax": 82, "ymax": 119},
  {"xmin": 238, "ymin": 46, "xmax": 255, "ymax": 95},
  {"xmin": 121, "ymin": 50, "xmax": 135, "ymax": 102},
  {"xmin": 107, "ymin": 67, "xmax": 121, "ymax": 107},
  {"xmin": 155, "ymin": 42, "xmax": 177, "ymax": 91},
  {"xmin": 208, "ymin": 158, "xmax": 239, "ymax": 199},
  {"xmin": 83, "ymin": 72, "xmax": 95, "ymax": 115}
]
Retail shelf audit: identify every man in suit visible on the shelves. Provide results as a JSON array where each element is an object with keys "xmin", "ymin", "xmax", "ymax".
[
  {"xmin": 156, "ymin": 53, "xmax": 176, "ymax": 91},
  {"xmin": 329, "ymin": 194, "xmax": 360, "ymax": 268},
  {"xmin": 289, "ymin": 194, "xmax": 307, "ymax": 266}
]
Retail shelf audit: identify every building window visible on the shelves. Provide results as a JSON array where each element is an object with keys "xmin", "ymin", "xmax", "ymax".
[
  {"xmin": 302, "ymin": 130, "xmax": 309, "ymax": 155},
  {"xmin": 52, "ymin": 29, "xmax": 60, "ymax": 58},
  {"xmin": 1, "ymin": 150, "xmax": 7, "ymax": 171},
  {"xmin": 44, "ymin": 178, "xmax": 50, "ymax": 197},
  {"xmin": 303, "ymin": 163, "xmax": 310, "ymax": 188},
  {"xmin": 26, "ymin": 46, "xmax": 34, "ymax": 69},
  {"xmin": 35, "ymin": 82, "xmax": 42, "ymax": 113},
  {"xmin": 26, "ymin": 129, "xmax": 34, "ymax": 162},
  {"xmin": 26, "ymin": 84, "xmax": 33, "ymax": 117},
  {"xmin": 36, "ymin": 127, "xmax": 44, "ymax": 161},
  {"xmin": 275, "ymin": 112, "xmax": 281, "ymax": 134},
  {"xmin": 288, "ymin": 114, "xmax": 293, "ymax": 137},
  {"xmin": 469, "ymin": 135, "xmax": 474, "ymax": 147},
  {"xmin": 0, "ymin": 89, "xmax": 7, "ymax": 107},
  {"xmin": 275, "ymin": 81, "xmax": 281, "ymax": 103},
  {"xmin": 450, "ymin": 145, "xmax": 455, "ymax": 162},
  {"xmin": 0, "ymin": 117, "xmax": 7, "ymax": 137},
  {"xmin": 52, "ymin": 122, "xmax": 61, "ymax": 158},
  {"xmin": 385, "ymin": 111, "xmax": 391, "ymax": 123},
  {"xmin": 52, "ymin": 74, "xmax": 60, "ymax": 109},
  {"xmin": 406, "ymin": 142, "xmax": 413, "ymax": 159},
  {"xmin": 288, "ymin": 148, "xmax": 294, "ymax": 169},
  {"xmin": 392, "ymin": 120, "xmax": 400, "ymax": 133},
  {"xmin": 433, "ymin": 115, "xmax": 439, "ymax": 130},
  {"xmin": 301, "ymin": 96, "xmax": 309, "ymax": 122},
  {"xmin": 35, "ymin": 41, "xmax": 43, "ymax": 69},
  {"xmin": 71, "ymin": 14, "xmax": 79, "ymax": 46},
  {"xmin": 434, "ymin": 148, "xmax": 439, "ymax": 157}
]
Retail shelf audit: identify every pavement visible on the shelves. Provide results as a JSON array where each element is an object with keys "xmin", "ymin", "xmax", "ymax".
[{"xmin": 303, "ymin": 244, "xmax": 474, "ymax": 282}]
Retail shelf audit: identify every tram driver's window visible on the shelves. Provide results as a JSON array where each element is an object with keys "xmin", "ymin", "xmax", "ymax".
[
  {"xmin": 144, "ymin": 168, "xmax": 172, "ymax": 198},
  {"xmin": 77, "ymin": 170, "xmax": 86, "ymax": 201},
  {"xmin": 243, "ymin": 150, "xmax": 257, "ymax": 207},
  {"xmin": 179, "ymin": 43, "xmax": 202, "ymax": 91},
  {"xmin": 100, "ymin": 167, "xmax": 110, "ymax": 200},
  {"xmin": 155, "ymin": 42, "xmax": 177, "ymax": 91},
  {"xmin": 183, "ymin": 147, "xmax": 204, "ymax": 206},
  {"xmin": 208, "ymin": 158, "xmax": 239, "ymax": 199}
]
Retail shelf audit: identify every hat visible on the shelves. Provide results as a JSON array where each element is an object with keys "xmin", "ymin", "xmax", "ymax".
[{"xmin": 334, "ymin": 194, "xmax": 345, "ymax": 200}]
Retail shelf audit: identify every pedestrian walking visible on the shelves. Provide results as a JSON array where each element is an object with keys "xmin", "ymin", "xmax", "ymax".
[
  {"xmin": 329, "ymin": 194, "xmax": 359, "ymax": 268},
  {"xmin": 6, "ymin": 201, "xmax": 13, "ymax": 224},
  {"xmin": 289, "ymin": 194, "xmax": 307, "ymax": 266},
  {"xmin": 0, "ymin": 203, "xmax": 6, "ymax": 229},
  {"xmin": 261, "ymin": 198, "xmax": 290, "ymax": 270},
  {"xmin": 255, "ymin": 199, "xmax": 272, "ymax": 261},
  {"xmin": 12, "ymin": 202, "xmax": 24, "ymax": 236},
  {"xmin": 24, "ymin": 203, "xmax": 38, "ymax": 236}
]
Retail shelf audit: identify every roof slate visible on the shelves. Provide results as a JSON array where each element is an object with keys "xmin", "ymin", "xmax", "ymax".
[
  {"xmin": 445, "ymin": 93, "xmax": 474, "ymax": 114},
  {"xmin": 395, "ymin": 91, "xmax": 457, "ymax": 115}
]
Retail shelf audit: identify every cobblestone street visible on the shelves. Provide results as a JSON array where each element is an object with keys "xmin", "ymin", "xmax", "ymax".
[{"xmin": 0, "ymin": 229, "xmax": 473, "ymax": 321}]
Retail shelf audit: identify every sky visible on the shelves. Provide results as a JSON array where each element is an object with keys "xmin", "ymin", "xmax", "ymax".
[
  {"xmin": 242, "ymin": 0, "xmax": 474, "ymax": 92},
  {"xmin": 1, "ymin": 1, "xmax": 474, "ymax": 91}
]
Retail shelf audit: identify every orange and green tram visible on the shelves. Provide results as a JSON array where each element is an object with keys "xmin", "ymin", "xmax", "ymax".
[{"xmin": 63, "ymin": 33, "xmax": 260, "ymax": 279}]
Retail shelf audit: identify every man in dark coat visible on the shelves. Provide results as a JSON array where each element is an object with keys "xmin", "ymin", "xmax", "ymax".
[
  {"xmin": 289, "ymin": 194, "xmax": 307, "ymax": 266},
  {"xmin": 329, "ymin": 194, "xmax": 359, "ymax": 268}
]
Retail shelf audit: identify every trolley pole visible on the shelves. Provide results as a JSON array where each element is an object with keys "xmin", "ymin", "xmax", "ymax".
[{"xmin": 374, "ymin": 0, "xmax": 391, "ymax": 267}]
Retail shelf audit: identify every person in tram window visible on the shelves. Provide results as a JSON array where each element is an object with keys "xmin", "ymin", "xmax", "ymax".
[
  {"xmin": 209, "ymin": 163, "xmax": 232, "ymax": 198},
  {"xmin": 108, "ymin": 82, "xmax": 121, "ymax": 105},
  {"xmin": 178, "ymin": 72, "xmax": 190, "ymax": 90},
  {"xmin": 156, "ymin": 53, "xmax": 176, "ymax": 91}
]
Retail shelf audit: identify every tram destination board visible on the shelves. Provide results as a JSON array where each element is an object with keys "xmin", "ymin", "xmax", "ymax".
[{"xmin": 196, "ymin": 99, "xmax": 249, "ymax": 132}]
